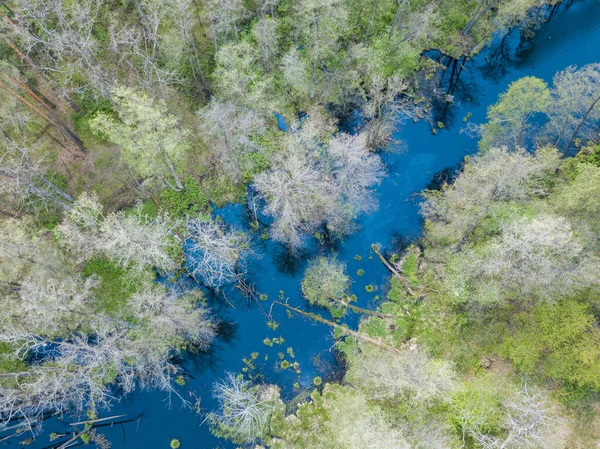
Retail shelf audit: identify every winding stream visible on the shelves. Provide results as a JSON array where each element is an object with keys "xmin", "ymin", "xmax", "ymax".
[{"xmin": 27, "ymin": 1, "xmax": 600, "ymax": 448}]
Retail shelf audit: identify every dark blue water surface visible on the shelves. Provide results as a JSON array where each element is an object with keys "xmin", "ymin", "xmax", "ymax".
[{"xmin": 23, "ymin": 2, "xmax": 600, "ymax": 448}]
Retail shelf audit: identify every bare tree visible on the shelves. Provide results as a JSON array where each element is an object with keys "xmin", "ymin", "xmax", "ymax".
[
  {"xmin": 186, "ymin": 218, "xmax": 250, "ymax": 289},
  {"xmin": 389, "ymin": 0, "xmax": 411, "ymax": 38},
  {"xmin": 252, "ymin": 133, "xmax": 331, "ymax": 250},
  {"xmin": 257, "ymin": 0, "xmax": 281, "ymax": 18},
  {"xmin": 0, "ymin": 136, "xmax": 73, "ymax": 213},
  {"xmin": 0, "ymin": 61, "xmax": 85, "ymax": 150},
  {"xmin": 253, "ymin": 16, "xmax": 279, "ymax": 72},
  {"xmin": 360, "ymin": 75, "xmax": 416, "ymax": 150},
  {"xmin": 127, "ymin": 286, "xmax": 216, "ymax": 354},
  {"xmin": 445, "ymin": 214, "xmax": 600, "ymax": 307},
  {"xmin": 198, "ymin": 100, "xmax": 267, "ymax": 182},
  {"xmin": 9, "ymin": 0, "xmax": 201, "ymax": 100},
  {"xmin": 0, "ymin": 217, "xmax": 73, "ymax": 286},
  {"xmin": 125, "ymin": 0, "xmax": 207, "ymax": 94},
  {"xmin": 253, "ymin": 119, "xmax": 384, "ymax": 249},
  {"xmin": 544, "ymin": 63, "xmax": 600, "ymax": 153},
  {"xmin": 0, "ymin": 281, "xmax": 215, "ymax": 434},
  {"xmin": 166, "ymin": 0, "xmax": 206, "ymax": 90},
  {"xmin": 10, "ymin": 0, "xmax": 112, "ymax": 98},
  {"xmin": 296, "ymin": 0, "xmax": 348, "ymax": 99},
  {"xmin": 204, "ymin": 0, "xmax": 248, "ymax": 52},
  {"xmin": 210, "ymin": 373, "xmax": 278, "ymax": 444},
  {"xmin": 422, "ymin": 146, "xmax": 561, "ymax": 257},
  {"xmin": 281, "ymin": 47, "xmax": 311, "ymax": 99},
  {"xmin": 346, "ymin": 343, "xmax": 456, "ymax": 404},
  {"xmin": 10, "ymin": 273, "xmax": 97, "ymax": 336},
  {"xmin": 325, "ymin": 132, "xmax": 384, "ymax": 234},
  {"xmin": 469, "ymin": 383, "xmax": 565, "ymax": 449},
  {"xmin": 55, "ymin": 193, "xmax": 178, "ymax": 274}
]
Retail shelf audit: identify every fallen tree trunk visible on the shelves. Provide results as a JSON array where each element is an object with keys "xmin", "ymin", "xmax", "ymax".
[
  {"xmin": 371, "ymin": 244, "xmax": 417, "ymax": 297},
  {"xmin": 275, "ymin": 301, "xmax": 403, "ymax": 356}
]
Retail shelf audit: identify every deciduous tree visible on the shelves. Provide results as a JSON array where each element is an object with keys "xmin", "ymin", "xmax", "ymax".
[
  {"xmin": 479, "ymin": 77, "xmax": 550, "ymax": 150},
  {"xmin": 253, "ymin": 120, "xmax": 383, "ymax": 249},
  {"xmin": 0, "ymin": 137, "xmax": 73, "ymax": 213},
  {"xmin": 422, "ymin": 146, "xmax": 560, "ymax": 257},
  {"xmin": 55, "ymin": 193, "xmax": 178, "ymax": 275},
  {"xmin": 301, "ymin": 257, "xmax": 349, "ymax": 308},
  {"xmin": 210, "ymin": 373, "xmax": 279, "ymax": 444},
  {"xmin": 186, "ymin": 218, "xmax": 250, "ymax": 289},
  {"xmin": 444, "ymin": 215, "xmax": 600, "ymax": 307},
  {"xmin": 204, "ymin": 0, "xmax": 248, "ymax": 52},
  {"xmin": 544, "ymin": 63, "xmax": 600, "ymax": 153},
  {"xmin": 198, "ymin": 100, "xmax": 267, "ymax": 182},
  {"xmin": 90, "ymin": 86, "xmax": 187, "ymax": 191},
  {"xmin": 345, "ymin": 343, "xmax": 456, "ymax": 404},
  {"xmin": 253, "ymin": 17, "xmax": 280, "ymax": 73}
]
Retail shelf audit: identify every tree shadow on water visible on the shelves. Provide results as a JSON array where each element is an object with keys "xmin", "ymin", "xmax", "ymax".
[
  {"xmin": 425, "ymin": 163, "xmax": 462, "ymax": 191},
  {"xmin": 271, "ymin": 243, "xmax": 313, "ymax": 277},
  {"xmin": 177, "ymin": 320, "xmax": 239, "ymax": 387}
]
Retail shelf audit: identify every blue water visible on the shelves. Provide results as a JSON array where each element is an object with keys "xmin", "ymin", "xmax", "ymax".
[
  {"xmin": 23, "ymin": 1, "xmax": 600, "ymax": 448},
  {"xmin": 273, "ymin": 112, "xmax": 289, "ymax": 132}
]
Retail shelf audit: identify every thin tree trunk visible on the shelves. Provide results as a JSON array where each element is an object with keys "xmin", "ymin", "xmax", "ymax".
[
  {"xmin": 353, "ymin": 4, "xmax": 365, "ymax": 28},
  {"xmin": 160, "ymin": 145, "xmax": 184, "ymax": 190},
  {"xmin": 454, "ymin": 219, "xmax": 479, "ymax": 254},
  {"xmin": 548, "ymin": 2, "xmax": 560, "ymax": 19},
  {"xmin": 310, "ymin": 12, "xmax": 321, "ymax": 99},
  {"xmin": 0, "ymin": 78, "xmax": 85, "ymax": 151},
  {"xmin": 17, "ymin": 79, "xmax": 57, "ymax": 110},
  {"xmin": 564, "ymin": 93, "xmax": 600, "ymax": 154},
  {"xmin": 463, "ymin": 0, "xmax": 495, "ymax": 36},
  {"xmin": 448, "ymin": 56, "xmax": 468, "ymax": 96},
  {"xmin": 364, "ymin": 0, "xmax": 378, "ymax": 45},
  {"xmin": 68, "ymin": 414, "xmax": 128, "ymax": 426},
  {"xmin": 517, "ymin": 117, "xmax": 526, "ymax": 147},
  {"xmin": 1, "ymin": 34, "xmax": 34, "ymax": 65},
  {"xmin": 30, "ymin": 183, "xmax": 72, "ymax": 211},
  {"xmin": 389, "ymin": 0, "xmax": 408, "ymax": 39},
  {"xmin": 39, "ymin": 174, "xmax": 73, "ymax": 202},
  {"xmin": 454, "ymin": 186, "xmax": 496, "ymax": 253}
]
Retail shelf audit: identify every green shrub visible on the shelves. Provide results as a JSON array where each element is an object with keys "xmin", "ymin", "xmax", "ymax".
[
  {"xmin": 503, "ymin": 299, "xmax": 600, "ymax": 390},
  {"xmin": 301, "ymin": 257, "xmax": 349, "ymax": 308},
  {"xmin": 72, "ymin": 92, "xmax": 117, "ymax": 146},
  {"xmin": 401, "ymin": 254, "xmax": 418, "ymax": 283},
  {"xmin": 81, "ymin": 257, "xmax": 137, "ymax": 316},
  {"xmin": 0, "ymin": 343, "xmax": 27, "ymax": 387},
  {"xmin": 160, "ymin": 175, "xmax": 210, "ymax": 217}
]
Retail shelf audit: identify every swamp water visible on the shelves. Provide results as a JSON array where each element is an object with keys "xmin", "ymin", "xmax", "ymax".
[{"xmin": 24, "ymin": 1, "xmax": 600, "ymax": 448}]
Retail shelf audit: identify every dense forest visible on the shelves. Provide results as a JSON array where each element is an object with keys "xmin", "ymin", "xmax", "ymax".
[{"xmin": 0, "ymin": 0, "xmax": 599, "ymax": 448}]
